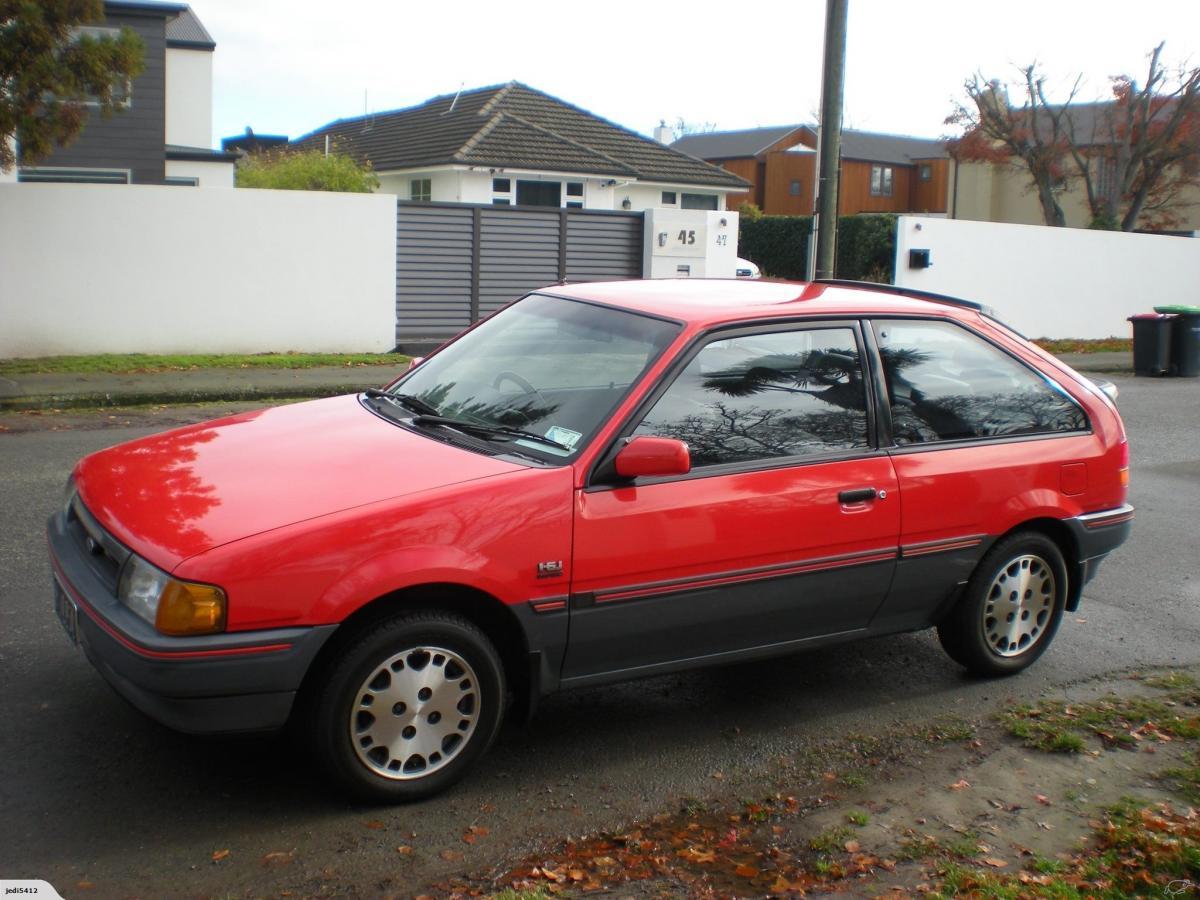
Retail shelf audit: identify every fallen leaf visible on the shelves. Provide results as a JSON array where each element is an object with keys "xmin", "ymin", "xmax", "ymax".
[
  {"xmin": 1036, "ymin": 794, "xmax": 1052, "ymax": 805},
  {"xmin": 211, "ymin": 849, "xmax": 230, "ymax": 862},
  {"xmin": 396, "ymin": 845, "xmax": 413, "ymax": 855},
  {"xmin": 364, "ymin": 820, "xmax": 385, "ymax": 830},
  {"xmin": 76, "ymin": 883, "xmax": 95, "ymax": 891},
  {"xmin": 983, "ymin": 857, "xmax": 1008, "ymax": 868},
  {"xmin": 949, "ymin": 779, "xmax": 971, "ymax": 791},
  {"xmin": 844, "ymin": 839, "xmax": 861, "ymax": 853},
  {"xmin": 678, "ymin": 846, "xmax": 717, "ymax": 863},
  {"xmin": 261, "ymin": 850, "xmax": 293, "ymax": 867},
  {"xmin": 735, "ymin": 863, "xmax": 759, "ymax": 878},
  {"xmin": 439, "ymin": 849, "xmax": 463, "ymax": 862}
]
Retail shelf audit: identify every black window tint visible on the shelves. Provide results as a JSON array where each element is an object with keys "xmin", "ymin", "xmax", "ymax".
[
  {"xmin": 872, "ymin": 320, "xmax": 1087, "ymax": 444},
  {"xmin": 566, "ymin": 181, "xmax": 584, "ymax": 196},
  {"xmin": 492, "ymin": 177, "xmax": 511, "ymax": 192},
  {"xmin": 633, "ymin": 328, "xmax": 869, "ymax": 466}
]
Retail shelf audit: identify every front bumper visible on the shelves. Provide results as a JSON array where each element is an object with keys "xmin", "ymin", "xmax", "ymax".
[{"xmin": 47, "ymin": 509, "xmax": 336, "ymax": 734}]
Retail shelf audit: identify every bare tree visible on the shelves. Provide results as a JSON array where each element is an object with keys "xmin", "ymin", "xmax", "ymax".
[{"xmin": 947, "ymin": 45, "xmax": 1200, "ymax": 231}]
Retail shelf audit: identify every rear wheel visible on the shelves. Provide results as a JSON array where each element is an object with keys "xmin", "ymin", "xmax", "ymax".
[
  {"xmin": 937, "ymin": 531, "xmax": 1067, "ymax": 677},
  {"xmin": 309, "ymin": 611, "xmax": 505, "ymax": 802}
]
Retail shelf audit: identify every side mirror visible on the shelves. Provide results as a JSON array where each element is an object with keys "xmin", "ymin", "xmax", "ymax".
[
  {"xmin": 406, "ymin": 356, "xmax": 425, "ymax": 372},
  {"xmin": 614, "ymin": 437, "xmax": 691, "ymax": 479}
]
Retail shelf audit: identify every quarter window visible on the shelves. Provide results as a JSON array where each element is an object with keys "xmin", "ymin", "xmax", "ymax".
[
  {"xmin": 633, "ymin": 327, "xmax": 869, "ymax": 467},
  {"xmin": 872, "ymin": 320, "xmax": 1087, "ymax": 444}
]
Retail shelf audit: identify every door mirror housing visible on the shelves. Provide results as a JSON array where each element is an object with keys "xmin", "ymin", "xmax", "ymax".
[{"xmin": 614, "ymin": 437, "xmax": 691, "ymax": 479}]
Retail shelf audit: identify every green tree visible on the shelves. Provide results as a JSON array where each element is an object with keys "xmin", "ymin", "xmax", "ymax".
[
  {"xmin": 235, "ymin": 148, "xmax": 380, "ymax": 193},
  {"xmin": 1, "ymin": 0, "xmax": 145, "ymax": 171}
]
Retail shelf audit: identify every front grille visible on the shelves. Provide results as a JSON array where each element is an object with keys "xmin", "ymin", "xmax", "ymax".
[{"xmin": 65, "ymin": 496, "xmax": 130, "ymax": 594}]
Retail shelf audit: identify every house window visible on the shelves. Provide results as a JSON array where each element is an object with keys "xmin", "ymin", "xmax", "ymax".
[
  {"xmin": 516, "ymin": 180, "xmax": 562, "ymax": 207},
  {"xmin": 789, "ymin": 180, "xmax": 801, "ymax": 196},
  {"xmin": 165, "ymin": 176, "xmax": 199, "ymax": 187},
  {"xmin": 870, "ymin": 165, "xmax": 893, "ymax": 197},
  {"xmin": 492, "ymin": 198, "xmax": 511, "ymax": 206},
  {"xmin": 410, "ymin": 178, "xmax": 431, "ymax": 201},
  {"xmin": 1096, "ymin": 157, "xmax": 1117, "ymax": 200},
  {"xmin": 919, "ymin": 164, "xmax": 932, "ymax": 182},
  {"xmin": 661, "ymin": 191, "xmax": 677, "ymax": 205},
  {"xmin": 69, "ymin": 26, "xmax": 133, "ymax": 108},
  {"xmin": 18, "ymin": 167, "xmax": 130, "ymax": 184},
  {"xmin": 492, "ymin": 177, "xmax": 511, "ymax": 193},
  {"xmin": 681, "ymin": 192, "xmax": 718, "ymax": 210},
  {"xmin": 566, "ymin": 182, "xmax": 583, "ymax": 197}
]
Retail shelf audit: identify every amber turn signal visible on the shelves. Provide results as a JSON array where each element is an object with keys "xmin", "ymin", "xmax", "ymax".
[{"xmin": 155, "ymin": 581, "xmax": 227, "ymax": 636}]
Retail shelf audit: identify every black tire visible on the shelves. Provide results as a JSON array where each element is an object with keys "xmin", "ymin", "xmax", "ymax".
[
  {"xmin": 308, "ymin": 611, "xmax": 505, "ymax": 803},
  {"xmin": 937, "ymin": 531, "xmax": 1068, "ymax": 677}
]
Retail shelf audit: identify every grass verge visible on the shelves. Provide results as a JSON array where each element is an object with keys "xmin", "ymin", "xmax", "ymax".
[
  {"xmin": 1034, "ymin": 337, "xmax": 1132, "ymax": 355},
  {"xmin": 0, "ymin": 352, "xmax": 408, "ymax": 376}
]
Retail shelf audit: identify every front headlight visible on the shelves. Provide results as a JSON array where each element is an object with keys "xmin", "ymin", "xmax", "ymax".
[{"xmin": 118, "ymin": 555, "xmax": 227, "ymax": 636}]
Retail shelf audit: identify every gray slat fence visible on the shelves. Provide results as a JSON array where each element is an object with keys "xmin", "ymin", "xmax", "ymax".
[{"xmin": 396, "ymin": 202, "xmax": 643, "ymax": 350}]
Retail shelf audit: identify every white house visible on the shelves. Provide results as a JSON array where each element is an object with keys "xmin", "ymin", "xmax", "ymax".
[{"xmin": 291, "ymin": 82, "xmax": 750, "ymax": 211}]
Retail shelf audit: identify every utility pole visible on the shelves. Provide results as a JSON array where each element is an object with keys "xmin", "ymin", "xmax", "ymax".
[{"xmin": 812, "ymin": 0, "xmax": 848, "ymax": 280}]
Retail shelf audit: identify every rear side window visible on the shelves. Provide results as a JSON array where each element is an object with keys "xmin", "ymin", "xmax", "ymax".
[
  {"xmin": 633, "ymin": 326, "xmax": 870, "ymax": 466},
  {"xmin": 872, "ymin": 320, "xmax": 1087, "ymax": 444}
]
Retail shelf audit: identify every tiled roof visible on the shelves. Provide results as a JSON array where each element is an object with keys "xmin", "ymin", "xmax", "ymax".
[
  {"xmin": 165, "ymin": 6, "xmax": 214, "ymax": 49},
  {"xmin": 292, "ymin": 83, "xmax": 749, "ymax": 189},
  {"xmin": 671, "ymin": 126, "xmax": 803, "ymax": 159},
  {"xmin": 675, "ymin": 124, "xmax": 949, "ymax": 165}
]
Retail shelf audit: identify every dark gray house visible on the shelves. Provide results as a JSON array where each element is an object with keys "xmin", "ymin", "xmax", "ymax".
[{"xmin": 17, "ymin": 0, "xmax": 236, "ymax": 186}]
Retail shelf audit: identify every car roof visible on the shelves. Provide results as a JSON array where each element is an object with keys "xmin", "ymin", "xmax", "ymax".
[{"xmin": 541, "ymin": 279, "xmax": 979, "ymax": 328}]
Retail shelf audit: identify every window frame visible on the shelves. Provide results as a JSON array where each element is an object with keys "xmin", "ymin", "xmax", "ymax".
[
  {"xmin": 661, "ymin": 191, "xmax": 677, "ymax": 205},
  {"xmin": 863, "ymin": 316, "xmax": 1091, "ymax": 452},
  {"xmin": 68, "ymin": 25, "xmax": 133, "ymax": 109},
  {"xmin": 410, "ymin": 177, "xmax": 432, "ymax": 202},
  {"xmin": 870, "ymin": 165, "xmax": 893, "ymax": 197},
  {"xmin": 588, "ymin": 318, "xmax": 884, "ymax": 489},
  {"xmin": 18, "ymin": 166, "xmax": 130, "ymax": 184}
]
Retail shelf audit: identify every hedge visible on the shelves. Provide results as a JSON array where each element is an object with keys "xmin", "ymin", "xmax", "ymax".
[{"xmin": 738, "ymin": 213, "xmax": 897, "ymax": 283}]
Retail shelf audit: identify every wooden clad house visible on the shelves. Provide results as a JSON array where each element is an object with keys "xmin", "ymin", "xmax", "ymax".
[{"xmin": 672, "ymin": 125, "xmax": 949, "ymax": 216}]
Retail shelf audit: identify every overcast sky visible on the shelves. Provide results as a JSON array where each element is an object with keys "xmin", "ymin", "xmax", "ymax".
[{"xmin": 200, "ymin": 0, "xmax": 1199, "ymax": 147}]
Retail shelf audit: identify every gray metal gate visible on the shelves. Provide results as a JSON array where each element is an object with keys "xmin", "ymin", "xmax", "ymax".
[{"xmin": 395, "ymin": 202, "xmax": 643, "ymax": 351}]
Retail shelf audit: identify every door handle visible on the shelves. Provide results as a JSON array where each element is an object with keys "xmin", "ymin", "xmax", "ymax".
[{"xmin": 838, "ymin": 487, "xmax": 878, "ymax": 504}]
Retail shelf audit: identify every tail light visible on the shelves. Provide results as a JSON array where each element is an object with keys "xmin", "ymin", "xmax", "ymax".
[{"xmin": 1118, "ymin": 439, "xmax": 1129, "ymax": 488}]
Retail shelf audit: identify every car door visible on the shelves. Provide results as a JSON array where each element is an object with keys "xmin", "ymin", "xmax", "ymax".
[
  {"xmin": 866, "ymin": 317, "xmax": 1093, "ymax": 633},
  {"xmin": 561, "ymin": 321, "xmax": 901, "ymax": 685}
]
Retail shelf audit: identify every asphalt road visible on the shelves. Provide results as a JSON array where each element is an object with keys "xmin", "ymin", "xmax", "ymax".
[{"xmin": 0, "ymin": 375, "xmax": 1197, "ymax": 898}]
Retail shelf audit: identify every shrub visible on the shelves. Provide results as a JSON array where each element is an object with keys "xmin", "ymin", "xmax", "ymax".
[
  {"xmin": 738, "ymin": 213, "xmax": 897, "ymax": 282},
  {"xmin": 236, "ymin": 147, "xmax": 379, "ymax": 193}
]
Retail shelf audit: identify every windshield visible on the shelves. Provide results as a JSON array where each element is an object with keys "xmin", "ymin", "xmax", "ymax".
[{"xmin": 385, "ymin": 294, "xmax": 681, "ymax": 460}]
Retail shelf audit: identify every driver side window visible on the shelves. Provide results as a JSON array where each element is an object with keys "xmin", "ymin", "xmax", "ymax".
[{"xmin": 632, "ymin": 327, "xmax": 870, "ymax": 467}]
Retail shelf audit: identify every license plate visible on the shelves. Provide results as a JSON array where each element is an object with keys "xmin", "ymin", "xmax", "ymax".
[{"xmin": 54, "ymin": 581, "xmax": 79, "ymax": 646}]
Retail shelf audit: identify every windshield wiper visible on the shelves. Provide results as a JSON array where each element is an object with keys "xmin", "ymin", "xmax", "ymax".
[
  {"xmin": 363, "ymin": 388, "xmax": 441, "ymax": 417},
  {"xmin": 410, "ymin": 414, "xmax": 570, "ymax": 451}
]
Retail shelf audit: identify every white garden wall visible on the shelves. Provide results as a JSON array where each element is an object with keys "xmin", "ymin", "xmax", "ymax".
[
  {"xmin": 0, "ymin": 183, "xmax": 397, "ymax": 357},
  {"xmin": 894, "ymin": 216, "xmax": 1200, "ymax": 339}
]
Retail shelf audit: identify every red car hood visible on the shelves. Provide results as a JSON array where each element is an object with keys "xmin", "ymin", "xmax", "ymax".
[{"xmin": 75, "ymin": 395, "xmax": 523, "ymax": 571}]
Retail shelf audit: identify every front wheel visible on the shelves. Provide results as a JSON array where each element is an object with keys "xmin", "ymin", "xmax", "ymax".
[
  {"xmin": 308, "ymin": 611, "xmax": 506, "ymax": 802},
  {"xmin": 937, "ymin": 531, "xmax": 1068, "ymax": 677}
]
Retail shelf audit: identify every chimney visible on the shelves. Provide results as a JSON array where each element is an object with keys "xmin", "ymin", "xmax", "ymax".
[{"xmin": 653, "ymin": 120, "xmax": 675, "ymax": 145}]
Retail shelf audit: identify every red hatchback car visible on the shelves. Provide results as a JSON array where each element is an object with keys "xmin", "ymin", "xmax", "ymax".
[{"xmin": 48, "ymin": 279, "xmax": 1132, "ymax": 801}]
